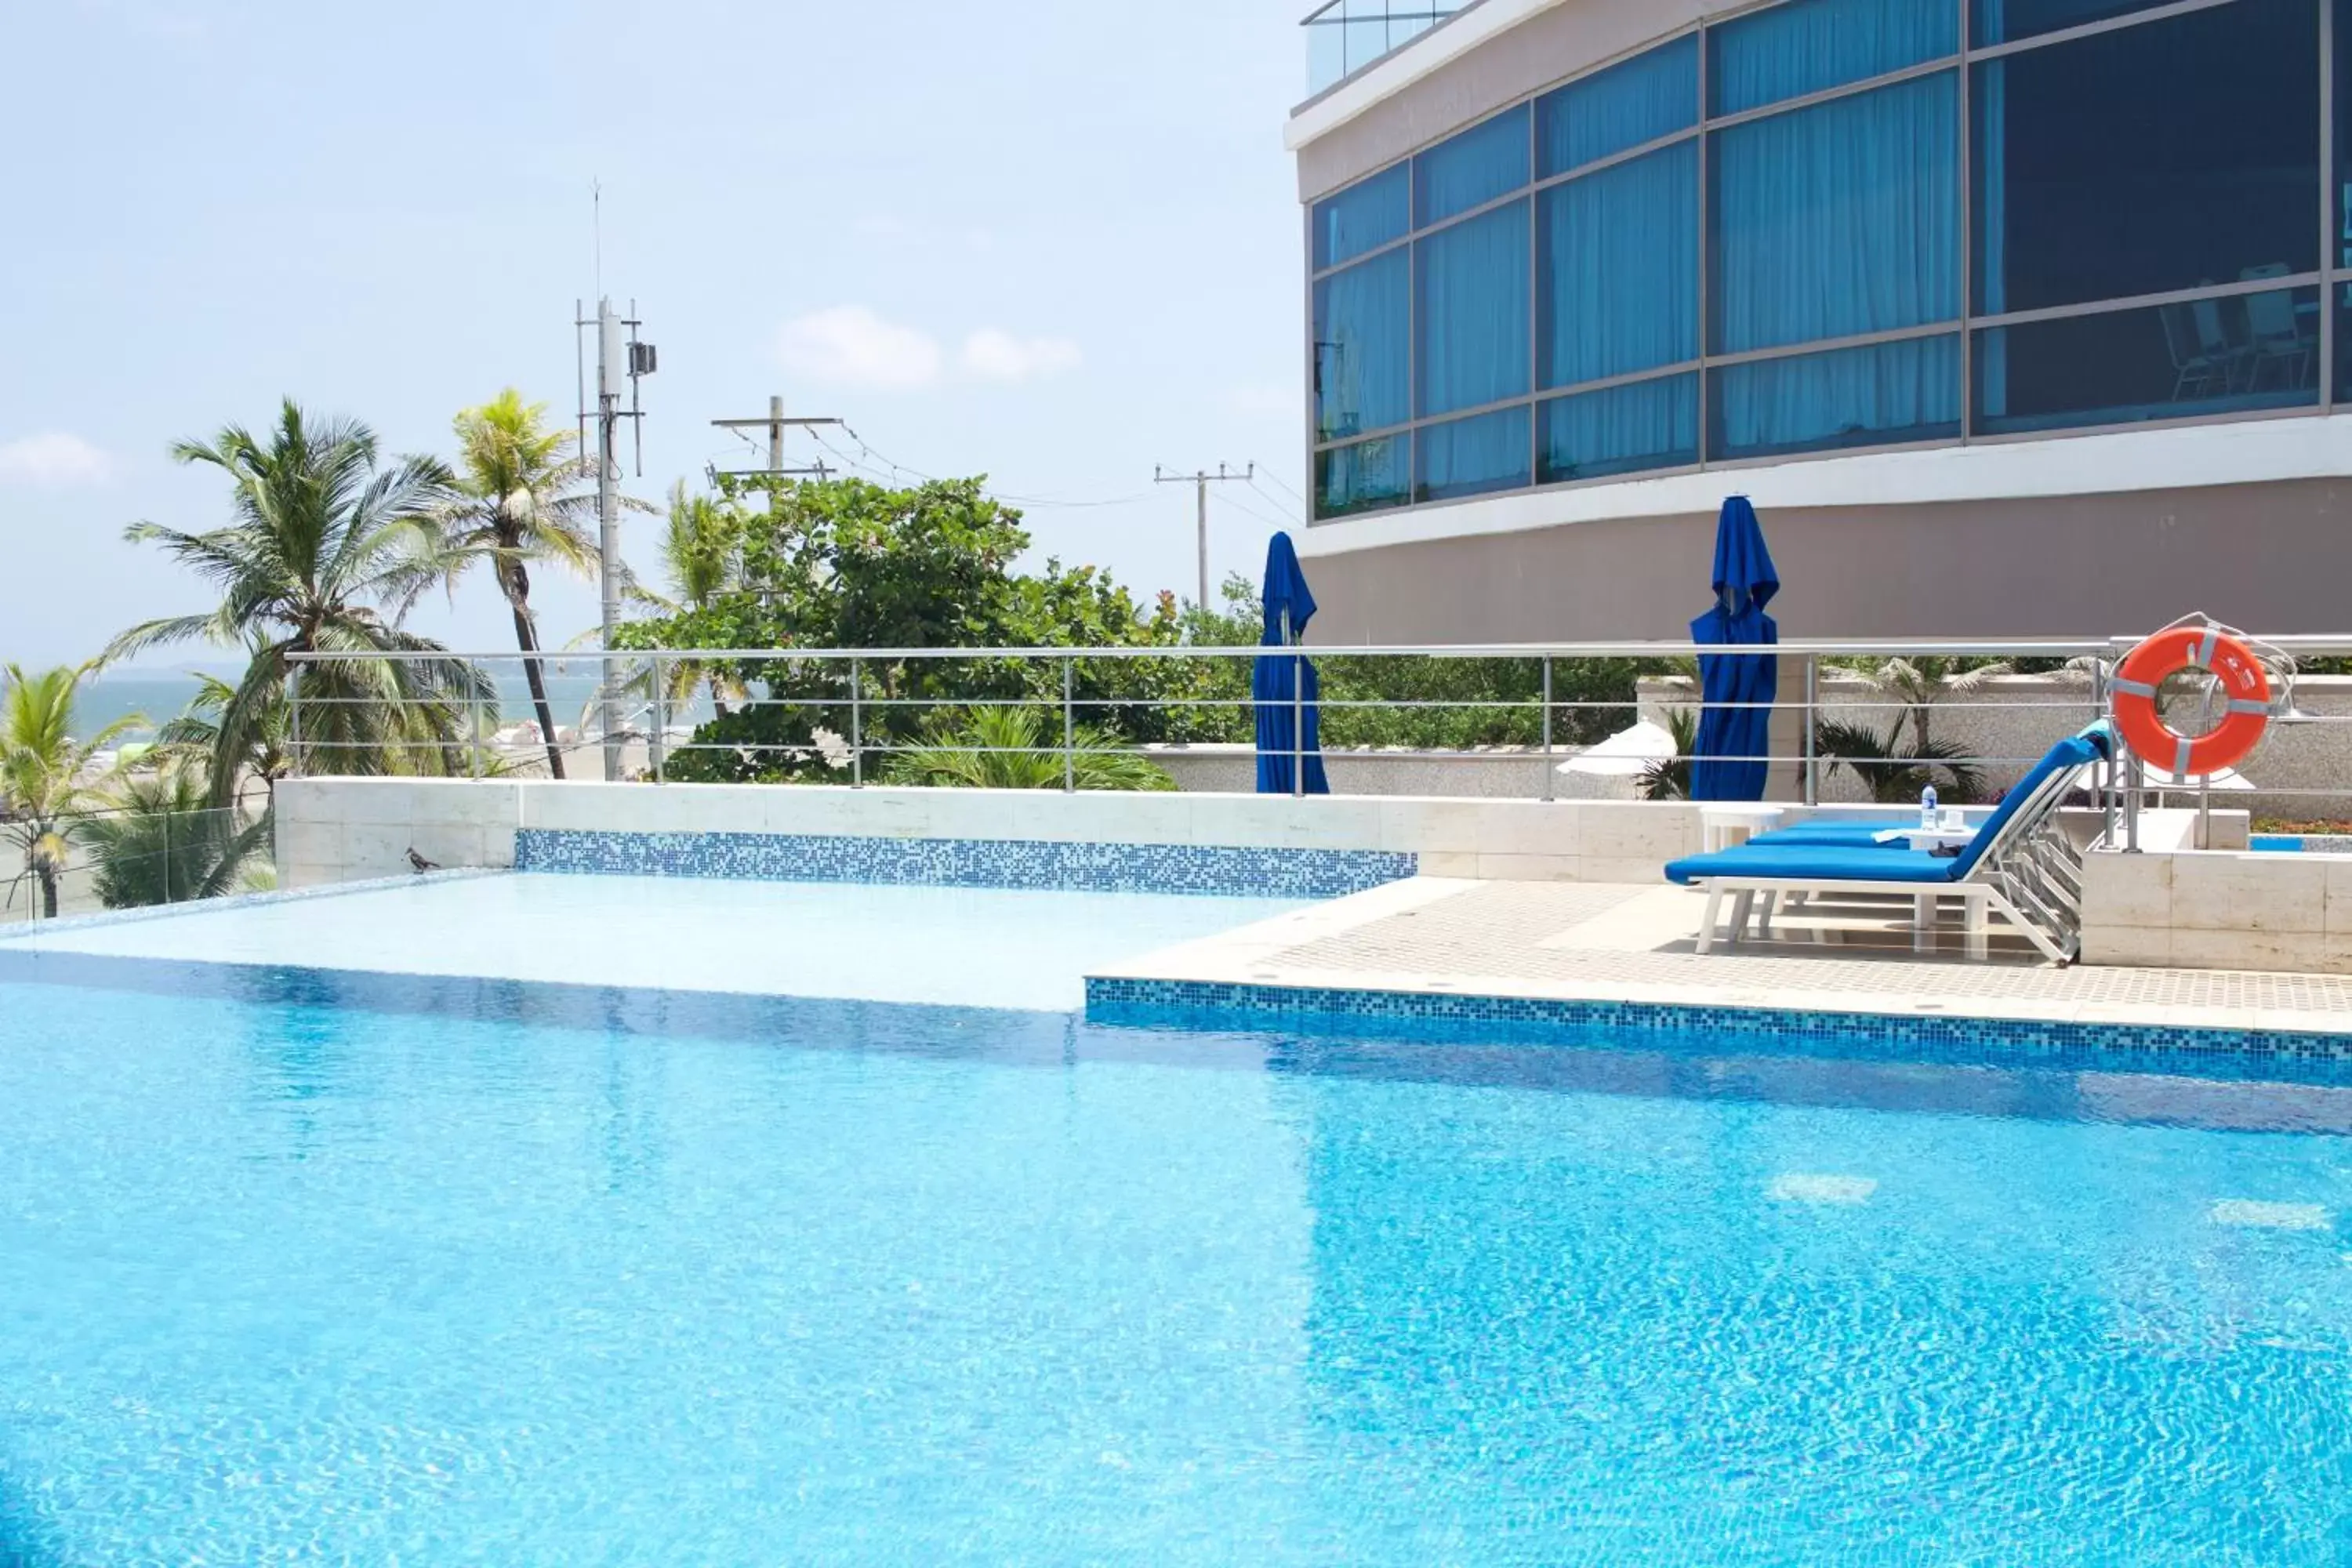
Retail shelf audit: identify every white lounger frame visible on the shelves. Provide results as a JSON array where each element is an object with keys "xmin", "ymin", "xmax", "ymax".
[{"xmin": 1688, "ymin": 749, "xmax": 2105, "ymax": 965}]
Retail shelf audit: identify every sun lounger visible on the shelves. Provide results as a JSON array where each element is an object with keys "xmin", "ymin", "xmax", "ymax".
[{"xmin": 1664, "ymin": 725, "xmax": 2114, "ymax": 963}]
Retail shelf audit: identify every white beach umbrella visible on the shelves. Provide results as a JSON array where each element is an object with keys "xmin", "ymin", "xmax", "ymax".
[{"xmin": 1557, "ymin": 719, "xmax": 1677, "ymax": 779}]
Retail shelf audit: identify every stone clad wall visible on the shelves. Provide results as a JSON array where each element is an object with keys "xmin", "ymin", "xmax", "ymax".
[
  {"xmin": 2081, "ymin": 848, "xmax": 2352, "ymax": 975},
  {"xmin": 271, "ymin": 779, "xmax": 1707, "ymax": 891}
]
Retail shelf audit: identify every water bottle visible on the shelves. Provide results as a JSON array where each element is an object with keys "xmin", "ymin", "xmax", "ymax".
[{"xmin": 1920, "ymin": 784, "xmax": 1940, "ymax": 832}]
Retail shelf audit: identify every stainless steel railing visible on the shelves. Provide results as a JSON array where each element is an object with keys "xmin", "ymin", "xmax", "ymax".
[
  {"xmin": 279, "ymin": 637, "xmax": 2352, "ymax": 831},
  {"xmin": 1302, "ymin": 0, "xmax": 1467, "ymax": 96}
]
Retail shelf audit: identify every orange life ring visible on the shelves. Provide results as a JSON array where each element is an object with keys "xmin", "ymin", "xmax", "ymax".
[{"xmin": 2111, "ymin": 626, "xmax": 2270, "ymax": 778}]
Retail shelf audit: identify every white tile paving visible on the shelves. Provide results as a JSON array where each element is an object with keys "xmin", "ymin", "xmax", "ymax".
[{"xmin": 1094, "ymin": 878, "xmax": 2352, "ymax": 1036}]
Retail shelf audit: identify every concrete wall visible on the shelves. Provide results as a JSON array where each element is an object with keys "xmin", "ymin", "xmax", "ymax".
[
  {"xmin": 1304, "ymin": 475, "xmax": 2352, "ymax": 644},
  {"xmin": 273, "ymin": 778, "xmax": 1707, "ymax": 891},
  {"xmin": 2083, "ymin": 848, "xmax": 2352, "ymax": 975}
]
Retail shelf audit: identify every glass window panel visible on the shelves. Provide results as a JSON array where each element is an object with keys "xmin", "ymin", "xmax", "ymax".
[
  {"xmin": 1415, "ymin": 406, "xmax": 1532, "ymax": 503},
  {"xmin": 2337, "ymin": 283, "xmax": 2352, "ymax": 405},
  {"xmin": 1541, "ymin": 142, "xmax": 1699, "ymax": 389},
  {"xmin": 1711, "ymin": 73, "xmax": 1960, "ymax": 355},
  {"xmin": 1710, "ymin": 0, "xmax": 1958, "ymax": 117},
  {"xmin": 1416, "ymin": 199, "xmax": 1532, "ymax": 417},
  {"xmin": 1972, "ymin": 0, "xmax": 2320, "ymax": 317},
  {"xmin": 1711, "ymin": 334, "xmax": 1962, "ymax": 458},
  {"xmin": 1314, "ymin": 434, "xmax": 1413, "ymax": 519},
  {"xmin": 1414, "ymin": 105, "xmax": 1530, "ymax": 228},
  {"xmin": 1535, "ymin": 34, "xmax": 1698, "ymax": 179},
  {"xmin": 1973, "ymin": 0, "xmax": 2190, "ymax": 46},
  {"xmin": 1973, "ymin": 288, "xmax": 2320, "ymax": 435},
  {"xmin": 2339, "ymin": 0, "xmax": 2352, "ymax": 274},
  {"xmin": 1313, "ymin": 249, "xmax": 1411, "ymax": 441},
  {"xmin": 1312, "ymin": 164, "xmax": 1410, "ymax": 271},
  {"xmin": 1539, "ymin": 375, "xmax": 1700, "ymax": 484}
]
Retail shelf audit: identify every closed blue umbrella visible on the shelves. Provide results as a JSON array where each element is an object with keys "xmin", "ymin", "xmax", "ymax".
[
  {"xmin": 1253, "ymin": 533, "xmax": 1330, "ymax": 796},
  {"xmin": 1689, "ymin": 496, "xmax": 1779, "ymax": 802}
]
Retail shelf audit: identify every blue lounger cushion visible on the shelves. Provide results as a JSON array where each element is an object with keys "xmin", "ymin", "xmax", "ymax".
[
  {"xmin": 1745, "ymin": 822, "xmax": 1930, "ymax": 849},
  {"xmin": 1667, "ymin": 728, "xmax": 2111, "ymax": 889},
  {"xmin": 1664, "ymin": 844, "xmax": 1964, "ymax": 886}
]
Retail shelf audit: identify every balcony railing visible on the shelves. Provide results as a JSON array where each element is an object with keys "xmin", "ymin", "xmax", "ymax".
[{"xmin": 1303, "ymin": 1, "xmax": 1466, "ymax": 98}]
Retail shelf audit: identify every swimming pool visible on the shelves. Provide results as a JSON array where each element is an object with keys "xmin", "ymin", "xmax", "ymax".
[{"xmin": 2, "ymin": 880, "xmax": 2349, "ymax": 1563}]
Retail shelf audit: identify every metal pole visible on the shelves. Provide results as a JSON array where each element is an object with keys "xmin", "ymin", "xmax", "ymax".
[
  {"xmin": 162, "ymin": 808, "xmax": 170, "ymax": 905},
  {"xmin": 1062, "ymin": 657, "xmax": 1076, "ymax": 794},
  {"xmin": 650, "ymin": 655, "xmax": 666, "ymax": 785},
  {"xmin": 1196, "ymin": 475, "xmax": 1210, "ymax": 615},
  {"xmin": 2125, "ymin": 753, "xmax": 2143, "ymax": 854},
  {"xmin": 768, "ymin": 394, "xmax": 786, "ymax": 477},
  {"xmin": 1802, "ymin": 656, "xmax": 1820, "ymax": 807},
  {"xmin": 286, "ymin": 664, "xmax": 303, "ymax": 781},
  {"xmin": 1540, "ymin": 655, "xmax": 1555, "ymax": 803},
  {"xmin": 849, "ymin": 658, "xmax": 864, "ymax": 789},
  {"xmin": 470, "ymin": 684, "xmax": 483, "ymax": 780},
  {"xmin": 596, "ymin": 297, "xmax": 626, "ymax": 784}
]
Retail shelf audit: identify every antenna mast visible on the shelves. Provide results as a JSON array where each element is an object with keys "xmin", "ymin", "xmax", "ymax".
[{"xmin": 575, "ymin": 292, "xmax": 657, "ymax": 782}]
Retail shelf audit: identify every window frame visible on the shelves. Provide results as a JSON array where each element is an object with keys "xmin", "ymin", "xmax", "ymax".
[{"xmin": 1300, "ymin": 0, "xmax": 2336, "ymax": 522}]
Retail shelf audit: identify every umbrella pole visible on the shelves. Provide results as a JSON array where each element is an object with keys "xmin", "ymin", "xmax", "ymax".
[{"xmin": 1541, "ymin": 657, "xmax": 1554, "ymax": 804}]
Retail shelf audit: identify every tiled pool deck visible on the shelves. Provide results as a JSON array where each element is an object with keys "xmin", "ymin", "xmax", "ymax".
[{"xmin": 1090, "ymin": 878, "xmax": 2352, "ymax": 1040}]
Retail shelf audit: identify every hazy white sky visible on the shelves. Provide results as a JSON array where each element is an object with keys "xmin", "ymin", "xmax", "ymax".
[{"xmin": 0, "ymin": 0, "xmax": 1314, "ymax": 668}]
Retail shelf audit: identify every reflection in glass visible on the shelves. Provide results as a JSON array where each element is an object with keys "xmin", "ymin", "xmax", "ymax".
[
  {"xmin": 1974, "ymin": 288, "xmax": 2321, "ymax": 435},
  {"xmin": 1540, "ymin": 142, "xmax": 1699, "ymax": 389},
  {"xmin": 1414, "ymin": 105, "xmax": 1531, "ymax": 229},
  {"xmin": 1314, "ymin": 249, "xmax": 1411, "ymax": 441},
  {"xmin": 1417, "ymin": 200, "xmax": 1532, "ymax": 417},
  {"xmin": 1711, "ymin": 73, "xmax": 1960, "ymax": 355},
  {"xmin": 1312, "ymin": 164, "xmax": 1410, "ymax": 272},
  {"xmin": 1536, "ymin": 34, "xmax": 1698, "ymax": 179},
  {"xmin": 1971, "ymin": 0, "xmax": 2319, "ymax": 316},
  {"xmin": 1709, "ymin": 0, "xmax": 1956, "ymax": 117},
  {"xmin": 1541, "ymin": 376, "xmax": 1700, "ymax": 484},
  {"xmin": 1316, "ymin": 434, "xmax": 1413, "ymax": 519},
  {"xmin": 1712, "ymin": 335, "xmax": 1962, "ymax": 458},
  {"xmin": 1416, "ymin": 407, "xmax": 1531, "ymax": 503},
  {"xmin": 1973, "ymin": 0, "xmax": 2195, "ymax": 46}
]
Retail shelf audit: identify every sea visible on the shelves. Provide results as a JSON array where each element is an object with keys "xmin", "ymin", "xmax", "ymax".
[{"xmin": 72, "ymin": 673, "xmax": 628, "ymax": 742}]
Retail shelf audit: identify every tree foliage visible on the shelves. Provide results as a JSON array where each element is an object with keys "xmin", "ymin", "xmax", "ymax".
[
  {"xmin": 85, "ymin": 764, "xmax": 274, "ymax": 909},
  {"xmin": 0, "ymin": 663, "xmax": 139, "ymax": 919},
  {"xmin": 881, "ymin": 706, "xmax": 1176, "ymax": 792},
  {"xmin": 614, "ymin": 477, "xmax": 1186, "ymax": 782},
  {"xmin": 107, "ymin": 401, "xmax": 490, "ymax": 800}
]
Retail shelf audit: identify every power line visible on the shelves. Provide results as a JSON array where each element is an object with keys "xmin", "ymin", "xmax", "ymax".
[
  {"xmin": 1154, "ymin": 463, "xmax": 1256, "ymax": 611},
  {"xmin": 1248, "ymin": 463, "xmax": 1308, "ymax": 509}
]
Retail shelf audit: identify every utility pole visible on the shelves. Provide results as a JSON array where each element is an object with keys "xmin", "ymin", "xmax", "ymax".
[
  {"xmin": 577, "ymin": 296, "xmax": 655, "ymax": 782},
  {"xmin": 1155, "ymin": 463, "xmax": 1256, "ymax": 613},
  {"xmin": 710, "ymin": 395, "xmax": 842, "ymax": 483}
]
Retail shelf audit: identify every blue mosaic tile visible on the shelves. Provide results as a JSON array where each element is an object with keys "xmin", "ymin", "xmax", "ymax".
[
  {"xmin": 1083, "ymin": 977, "xmax": 2352, "ymax": 1075},
  {"xmin": 514, "ymin": 829, "xmax": 1416, "ymax": 900}
]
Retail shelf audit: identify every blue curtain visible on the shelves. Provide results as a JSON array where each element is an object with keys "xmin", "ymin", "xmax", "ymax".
[
  {"xmin": 1417, "ymin": 200, "xmax": 1531, "ymax": 417},
  {"xmin": 1314, "ymin": 249, "xmax": 1410, "ymax": 441},
  {"xmin": 1536, "ymin": 34, "xmax": 1698, "ymax": 178},
  {"xmin": 1417, "ymin": 406, "xmax": 1531, "ymax": 501},
  {"xmin": 1312, "ymin": 163, "xmax": 1410, "ymax": 271},
  {"xmin": 1314, "ymin": 435, "xmax": 1411, "ymax": 519},
  {"xmin": 1713, "ymin": 335, "xmax": 1961, "ymax": 457},
  {"xmin": 1711, "ymin": 72, "xmax": 1961, "ymax": 355},
  {"xmin": 1540, "ymin": 141, "xmax": 1698, "ymax": 389},
  {"xmin": 1540, "ymin": 375, "xmax": 1699, "ymax": 483},
  {"xmin": 1414, "ymin": 104, "xmax": 1530, "ymax": 227},
  {"xmin": 1710, "ymin": 0, "xmax": 1958, "ymax": 116},
  {"xmin": 1973, "ymin": 0, "xmax": 2172, "ymax": 45}
]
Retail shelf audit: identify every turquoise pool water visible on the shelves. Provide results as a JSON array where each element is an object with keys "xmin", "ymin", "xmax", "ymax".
[{"xmin": 3, "ymin": 946, "xmax": 2350, "ymax": 1561}]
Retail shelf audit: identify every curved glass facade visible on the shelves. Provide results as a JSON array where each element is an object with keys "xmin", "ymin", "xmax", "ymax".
[{"xmin": 1307, "ymin": 0, "xmax": 2336, "ymax": 521}]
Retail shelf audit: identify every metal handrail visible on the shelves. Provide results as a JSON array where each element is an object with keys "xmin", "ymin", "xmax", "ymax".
[{"xmin": 279, "ymin": 639, "xmax": 2352, "ymax": 824}]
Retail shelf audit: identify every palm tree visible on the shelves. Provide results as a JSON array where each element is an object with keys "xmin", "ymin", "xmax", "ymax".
[
  {"xmin": 1637, "ymin": 707, "xmax": 1701, "ymax": 802},
  {"xmin": 624, "ymin": 480, "xmax": 750, "ymax": 723},
  {"xmin": 1817, "ymin": 717, "xmax": 1987, "ymax": 804},
  {"xmin": 85, "ymin": 764, "xmax": 274, "ymax": 909},
  {"xmin": 1, "ymin": 664, "xmax": 139, "ymax": 920},
  {"xmin": 443, "ymin": 390, "xmax": 602, "ymax": 779},
  {"xmin": 1842, "ymin": 655, "xmax": 2015, "ymax": 757},
  {"xmin": 883, "ymin": 705, "xmax": 1176, "ymax": 791},
  {"xmin": 108, "ymin": 401, "xmax": 489, "ymax": 805},
  {"xmin": 153, "ymin": 647, "xmax": 291, "ymax": 808}
]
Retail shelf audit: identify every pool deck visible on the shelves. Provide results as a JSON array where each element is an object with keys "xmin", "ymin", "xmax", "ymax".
[{"xmin": 1092, "ymin": 877, "xmax": 2352, "ymax": 1038}]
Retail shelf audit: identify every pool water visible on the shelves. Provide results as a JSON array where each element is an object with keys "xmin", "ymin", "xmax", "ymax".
[{"xmin": 3, "ymin": 906, "xmax": 2351, "ymax": 1562}]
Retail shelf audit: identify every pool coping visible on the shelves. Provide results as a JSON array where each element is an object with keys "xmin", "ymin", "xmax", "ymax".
[
  {"xmin": 0, "ymin": 868, "xmax": 506, "ymax": 942},
  {"xmin": 1083, "ymin": 878, "xmax": 2352, "ymax": 1063}
]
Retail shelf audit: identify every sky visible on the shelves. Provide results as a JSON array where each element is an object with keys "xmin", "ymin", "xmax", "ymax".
[{"xmin": 0, "ymin": 0, "xmax": 1314, "ymax": 671}]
